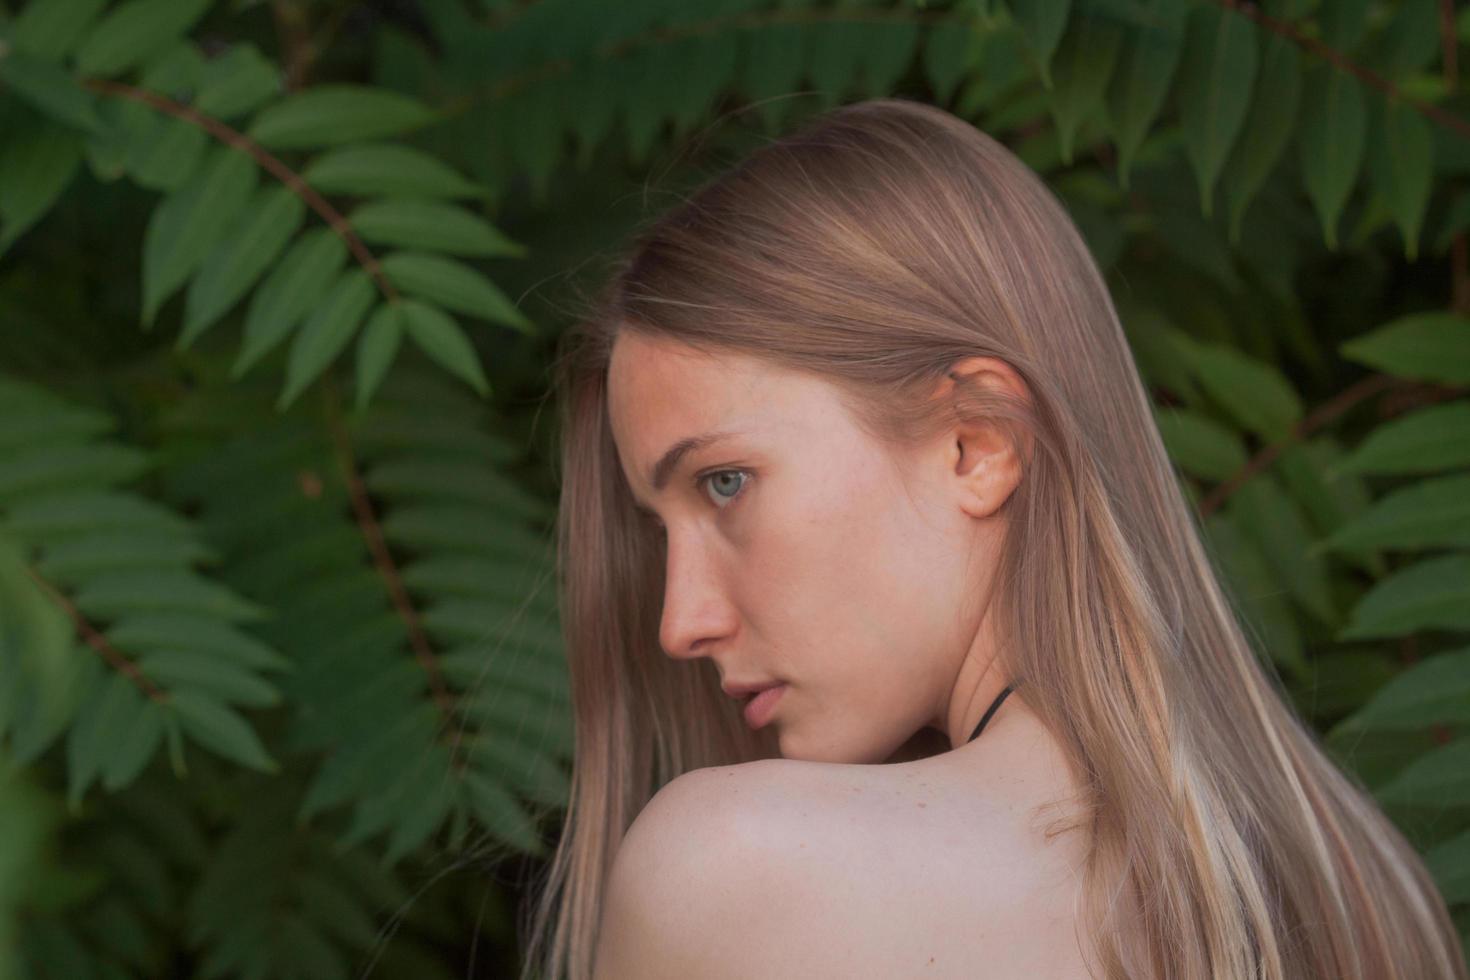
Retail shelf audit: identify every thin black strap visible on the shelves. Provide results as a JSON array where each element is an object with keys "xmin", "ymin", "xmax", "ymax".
[{"xmin": 966, "ymin": 684, "xmax": 1014, "ymax": 743}]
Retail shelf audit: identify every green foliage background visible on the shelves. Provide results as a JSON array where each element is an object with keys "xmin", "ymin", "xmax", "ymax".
[{"xmin": 1, "ymin": 0, "xmax": 1469, "ymax": 975}]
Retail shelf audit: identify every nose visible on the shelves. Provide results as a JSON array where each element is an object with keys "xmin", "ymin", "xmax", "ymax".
[{"xmin": 657, "ymin": 527, "xmax": 737, "ymax": 661}]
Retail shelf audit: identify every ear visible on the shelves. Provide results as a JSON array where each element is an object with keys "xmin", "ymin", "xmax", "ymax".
[{"xmin": 932, "ymin": 356, "xmax": 1030, "ymax": 520}]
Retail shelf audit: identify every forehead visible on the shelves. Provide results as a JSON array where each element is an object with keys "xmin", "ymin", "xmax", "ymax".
[{"xmin": 605, "ymin": 330, "xmax": 839, "ymax": 486}]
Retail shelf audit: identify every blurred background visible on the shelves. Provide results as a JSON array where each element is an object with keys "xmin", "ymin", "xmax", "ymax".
[{"xmin": 1, "ymin": 0, "xmax": 1468, "ymax": 976}]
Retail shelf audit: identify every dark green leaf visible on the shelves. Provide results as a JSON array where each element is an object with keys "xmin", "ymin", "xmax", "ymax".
[
  {"xmin": 1220, "ymin": 33, "xmax": 1300, "ymax": 243},
  {"xmin": 247, "ymin": 85, "xmax": 437, "ymax": 149},
  {"xmin": 300, "ymin": 143, "xmax": 487, "ymax": 199},
  {"xmin": 73, "ymin": 0, "xmax": 212, "ymax": 76},
  {"xmin": 1154, "ymin": 407, "xmax": 1247, "ymax": 481},
  {"xmin": 380, "ymin": 252, "xmax": 534, "ymax": 333},
  {"xmin": 0, "ymin": 48, "xmax": 103, "ymax": 133},
  {"xmin": 277, "ymin": 269, "xmax": 377, "ymax": 411},
  {"xmin": 349, "ymin": 199, "xmax": 524, "ymax": 258},
  {"xmin": 167, "ymin": 690, "xmax": 277, "ymax": 773},
  {"xmin": 140, "ymin": 146, "xmax": 258, "ymax": 328},
  {"xmin": 1103, "ymin": 0, "xmax": 1185, "ymax": 188},
  {"xmin": 1367, "ymin": 95, "xmax": 1432, "ymax": 260},
  {"xmin": 180, "ymin": 186, "xmax": 306, "ymax": 350},
  {"xmin": 195, "ymin": 43, "xmax": 281, "ymax": 120},
  {"xmin": 0, "ymin": 115, "xmax": 82, "ymax": 257},
  {"xmin": 9, "ymin": 0, "xmax": 108, "ymax": 58},
  {"xmin": 235, "ymin": 228, "xmax": 348, "ymax": 379},
  {"xmin": 1324, "ymin": 473, "xmax": 1470, "ymax": 552},
  {"xmin": 1298, "ymin": 63, "xmax": 1365, "ymax": 250},
  {"xmin": 400, "ymin": 299, "xmax": 491, "ymax": 397},
  {"xmin": 1339, "ymin": 313, "xmax": 1470, "ymax": 385},
  {"xmin": 1336, "ymin": 401, "xmax": 1470, "ymax": 475},
  {"xmin": 355, "ymin": 304, "xmax": 404, "ymax": 413},
  {"xmin": 1177, "ymin": 3, "xmax": 1257, "ymax": 215},
  {"xmin": 1338, "ymin": 554, "xmax": 1470, "ymax": 640}
]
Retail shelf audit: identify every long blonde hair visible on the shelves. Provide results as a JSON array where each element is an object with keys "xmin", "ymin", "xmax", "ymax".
[{"xmin": 519, "ymin": 96, "xmax": 1467, "ymax": 980}]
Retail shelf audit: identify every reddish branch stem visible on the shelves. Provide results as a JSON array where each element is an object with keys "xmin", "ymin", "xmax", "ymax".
[{"xmin": 79, "ymin": 78, "xmax": 396, "ymax": 302}]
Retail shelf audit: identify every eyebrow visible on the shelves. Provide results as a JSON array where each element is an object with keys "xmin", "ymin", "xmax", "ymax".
[{"xmin": 646, "ymin": 429, "xmax": 740, "ymax": 496}]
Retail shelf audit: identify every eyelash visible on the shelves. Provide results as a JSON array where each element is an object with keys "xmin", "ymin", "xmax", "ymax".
[
  {"xmin": 696, "ymin": 468, "xmax": 750, "ymax": 509},
  {"xmin": 644, "ymin": 468, "xmax": 749, "ymax": 532}
]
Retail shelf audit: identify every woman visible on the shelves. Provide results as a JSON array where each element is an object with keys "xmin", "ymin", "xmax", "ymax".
[{"xmin": 519, "ymin": 97, "xmax": 1466, "ymax": 979}]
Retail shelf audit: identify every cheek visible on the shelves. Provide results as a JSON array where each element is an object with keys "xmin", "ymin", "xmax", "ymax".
[{"xmin": 743, "ymin": 464, "xmax": 936, "ymax": 665}]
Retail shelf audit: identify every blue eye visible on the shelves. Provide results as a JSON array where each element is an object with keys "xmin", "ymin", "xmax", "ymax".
[{"xmin": 698, "ymin": 469, "xmax": 749, "ymax": 509}]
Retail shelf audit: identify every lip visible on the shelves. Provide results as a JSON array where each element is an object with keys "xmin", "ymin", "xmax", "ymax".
[
  {"xmin": 742, "ymin": 684, "xmax": 787, "ymax": 730},
  {"xmin": 722, "ymin": 679, "xmax": 784, "ymax": 700}
]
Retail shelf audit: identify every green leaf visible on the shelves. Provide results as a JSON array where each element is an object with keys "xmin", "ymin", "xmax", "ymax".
[
  {"xmin": 1332, "ymin": 646, "xmax": 1470, "ymax": 735},
  {"xmin": 1323, "ymin": 474, "xmax": 1470, "ymax": 552},
  {"xmin": 1220, "ymin": 32, "xmax": 1300, "ymax": 243},
  {"xmin": 1012, "ymin": 0, "xmax": 1071, "ymax": 88},
  {"xmin": 1368, "ymin": 0, "xmax": 1439, "ymax": 81},
  {"xmin": 72, "ymin": 570, "xmax": 268, "ymax": 622},
  {"xmin": 400, "ymin": 299, "xmax": 491, "ymax": 397},
  {"xmin": 1338, "ymin": 553, "xmax": 1470, "ymax": 640},
  {"xmin": 380, "ymin": 252, "xmax": 534, "ymax": 334},
  {"xmin": 107, "ymin": 613, "xmax": 291, "ymax": 673},
  {"xmin": 65, "ymin": 670, "xmax": 130, "ymax": 807},
  {"xmin": 1103, "ymin": 0, "xmax": 1185, "ymax": 189},
  {"xmin": 1046, "ymin": 7, "xmax": 1124, "ymax": 165},
  {"xmin": 1339, "ymin": 312, "xmax": 1470, "ymax": 385},
  {"xmin": 1277, "ymin": 437, "xmax": 1381, "ymax": 578},
  {"xmin": 1367, "ymin": 95, "xmax": 1432, "ymax": 261},
  {"xmin": 1424, "ymin": 827, "xmax": 1470, "ymax": 905},
  {"xmin": 355, "ymin": 304, "xmax": 404, "ymax": 412},
  {"xmin": 1432, "ymin": 191, "xmax": 1470, "ymax": 255},
  {"xmin": 1154, "ymin": 406, "xmax": 1247, "ymax": 481},
  {"xmin": 0, "ymin": 115, "xmax": 82, "ymax": 257},
  {"xmin": 1231, "ymin": 474, "xmax": 1337, "ymax": 626},
  {"xmin": 1375, "ymin": 736, "xmax": 1470, "ymax": 807},
  {"xmin": 277, "ymin": 269, "xmax": 377, "ymax": 411},
  {"xmin": 921, "ymin": 22, "xmax": 972, "ymax": 105},
  {"xmin": 101, "ymin": 700, "xmax": 164, "ymax": 791},
  {"xmin": 1335, "ymin": 401, "xmax": 1470, "ymax": 476},
  {"xmin": 136, "ymin": 650, "xmax": 280, "ymax": 708},
  {"xmin": 300, "ymin": 142, "xmax": 488, "ymax": 199},
  {"xmin": 73, "ymin": 0, "xmax": 212, "ymax": 77},
  {"xmin": 167, "ymin": 690, "xmax": 277, "ymax": 773},
  {"xmin": 0, "ymin": 48, "xmax": 103, "ymax": 133},
  {"xmin": 122, "ymin": 116, "xmax": 208, "ymax": 192},
  {"xmin": 234, "ymin": 228, "xmax": 348, "ymax": 379},
  {"xmin": 1298, "ymin": 63, "xmax": 1365, "ymax": 250},
  {"xmin": 194, "ymin": 43, "xmax": 280, "ymax": 120},
  {"xmin": 246, "ymin": 85, "xmax": 437, "ymax": 149},
  {"xmin": 9, "ymin": 0, "xmax": 109, "ymax": 58},
  {"xmin": 1176, "ymin": 3, "xmax": 1258, "ymax": 216},
  {"xmin": 179, "ymin": 186, "xmax": 306, "ymax": 350},
  {"xmin": 461, "ymin": 770, "xmax": 544, "ymax": 855},
  {"xmin": 1186, "ymin": 343, "xmax": 1303, "ymax": 442},
  {"xmin": 116, "ymin": 42, "xmax": 207, "ymax": 191},
  {"xmin": 141, "ymin": 146, "xmax": 258, "ymax": 329},
  {"xmin": 1205, "ymin": 512, "xmax": 1305, "ymax": 675},
  {"xmin": 348, "ymin": 199, "xmax": 525, "ymax": 258},
  {"xmin": 1320, "ymin": 0, "xmax": 1371, "ymax": 51}
]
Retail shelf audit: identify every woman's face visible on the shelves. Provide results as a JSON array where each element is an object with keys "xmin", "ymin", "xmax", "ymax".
[{"xmin": 605, "ymin": 330, "xmax": 1013, "ymax": 764}]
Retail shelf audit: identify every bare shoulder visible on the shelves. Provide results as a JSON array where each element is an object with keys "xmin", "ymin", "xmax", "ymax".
[
  {"xmin": 591, "ymin": 759, "xmax": 795, "ymax": 980},
  {"xmin": 594, "ymin": 753, "xmax": 1095, "ymax": 979}
]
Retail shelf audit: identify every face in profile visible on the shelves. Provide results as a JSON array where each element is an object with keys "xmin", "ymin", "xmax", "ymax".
[{"xmin": 605, "ymin": 329, "xmax": 1008, "ymax": 764}]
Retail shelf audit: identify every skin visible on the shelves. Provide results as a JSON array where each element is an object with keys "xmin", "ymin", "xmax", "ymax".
[
  {"xmin": 605, "ymin": 328, "xmax": 1028, "ymax": 762},
  {"xmin": 598, "ymin": 329, "xmax": 1095, "ymax": 977}
]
